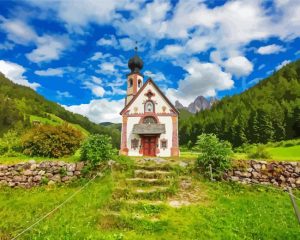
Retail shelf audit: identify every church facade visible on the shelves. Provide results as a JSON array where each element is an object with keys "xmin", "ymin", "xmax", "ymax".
[{"xmin": 119, "ymin": 53, "xmax": 179, "ymax": 157}]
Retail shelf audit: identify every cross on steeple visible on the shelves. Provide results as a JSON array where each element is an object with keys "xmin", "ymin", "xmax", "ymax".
[{"xmin": 134, "ymin": 41, "xmax": 138, "ymax": 54}]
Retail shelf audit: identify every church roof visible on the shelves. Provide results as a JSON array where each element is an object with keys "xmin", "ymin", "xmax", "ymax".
[
  {"xmin": 132, "ymin": 123, "xmax": 166, "ymax": 135},
  {"xmin": 120, "ymin": 78, "xmax": 179, "ymax": 115}
]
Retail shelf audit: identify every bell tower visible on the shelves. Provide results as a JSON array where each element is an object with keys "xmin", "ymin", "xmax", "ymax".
[{"xmin": 126, "ymin": 46, "xmax": 144, "ymax": 105}]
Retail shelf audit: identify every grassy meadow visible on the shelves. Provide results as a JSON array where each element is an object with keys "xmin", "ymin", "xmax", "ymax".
[{"xmin": 0, "ymin": 169, "xmax": 299, "ymax": 239}]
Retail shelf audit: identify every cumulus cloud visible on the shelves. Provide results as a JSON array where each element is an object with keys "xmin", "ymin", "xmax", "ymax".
[
  {"xmin": 275, "ymin": 60, "xmax": 291, "ymax": 71},
  {"xmin": 166, "ymin": 59, "xmax": 234, "ymax": 106},
  {"xmin": 97, "ymin": 35, "xmax": 118, "ymax": 47},
  {"xmin": 0, "ymin": 60, "xmax": 40, "ymax": 90},
  {"xmin": 64, "ymin": 98, "xmax": 124, "ymax": 123},
  {"xmin": 26, "ymin": 35, "xmax": 70, "ymax": 63},
  {"xmin": 35, "ymin": 68, "xmax": 64, "ymax": 76},
  {"xmin": 26, "ymin": 0, "xmax": 141, "ymax": 33},
  {"xmin": 257, "ymin": 44, "xmax": 286, "ymax": 55},
  {"xmin": 1, "ymin": 17, "xmax": 70, "ymax": 63},
  {"xmin": 144, "ymin": 70, "xmax": 166, "ymax": 82},
  {"xmin": 0, "ymin": 41, "xmax": 14, "ymax": 50},
  {"xmin": 0, "ymin": 18, "xmax": 37, "ymax": 45},
  {"xmin": 223, "ymin": 56, "xmax": 253, "ymax": 77},
  {"xmin": 56, "ymin": 91, "xmax": 72, "ymax": 98}
]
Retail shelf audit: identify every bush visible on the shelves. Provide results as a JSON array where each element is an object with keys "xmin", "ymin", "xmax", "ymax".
[
  {"xmin": 22, "ymin": 124, "xmax": 83, "ymax": 158},
  {"xmin": 195, "ymin": 134, "xmax": 233, "ymax": 178},
  {"xmin": 247, "ymin": 145, "xmax": 271, "ymax": 159},
  {"xmin": 80, "ymin": 134, "xmax": 115, "ymax": 166},
  {"xmin": 0, "ymin": 130, "xmax": 22, "ymax": 155}
]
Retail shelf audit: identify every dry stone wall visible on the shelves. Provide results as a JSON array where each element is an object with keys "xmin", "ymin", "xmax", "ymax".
[
  {"xmin": 224, "ymin": 160, "xmax": 300, "ymax": 189},
  {"xmin": 0, "ymin": 160, "xmax": 86, "ymax": 188}
]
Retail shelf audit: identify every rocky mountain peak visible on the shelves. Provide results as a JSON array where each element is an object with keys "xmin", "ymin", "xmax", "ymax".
[
  {"xmin": 176, "ymin": 96, "xmax": 219, "ymax": 114},
  {"xmin": 175, "ymin": 100, "xmax": 185, "ymax": 109}
]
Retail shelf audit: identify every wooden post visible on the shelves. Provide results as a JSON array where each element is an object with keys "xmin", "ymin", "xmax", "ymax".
[
  {"xmin": 288, "ymin": 188, "xmax": 300, "ymax": 225},
  {"xmin": 209, "ymin": 164, "xmax": 213, "ymax": 181}
]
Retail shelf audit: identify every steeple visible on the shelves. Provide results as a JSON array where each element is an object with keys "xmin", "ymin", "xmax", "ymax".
[
  {"xmin": 128, "ymin": 43, "xmax": 143, "ymax": 73},
  {"xmin": 125, "ymin": 42, "xmax": 144, "ymax": 105}
]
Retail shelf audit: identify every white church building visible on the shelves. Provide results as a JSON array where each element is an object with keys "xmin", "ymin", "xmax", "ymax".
[{"xmin": 119, "ymin": 52, "xmax": 179, "ymax": 157}]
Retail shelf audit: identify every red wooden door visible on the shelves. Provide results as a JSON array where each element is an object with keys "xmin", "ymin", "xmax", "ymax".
[{"xmin": 143, "ymin": 136, "xmax": 156, "ymax": 156}]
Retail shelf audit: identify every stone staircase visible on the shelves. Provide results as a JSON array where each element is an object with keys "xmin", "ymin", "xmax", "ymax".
[{"xmin": 98, "ymin": 158, "xmax": 180, "ymax": 230}]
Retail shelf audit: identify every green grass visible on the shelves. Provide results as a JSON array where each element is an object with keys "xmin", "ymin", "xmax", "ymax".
[
  {"xmin": 268, "ymin": 145, "xmax": 300, "ymax": 161},
  {"xmin": 0, "ymin": 174, "xmax": 114, "ymax": 239},
  {"xmin": 0, "ymin": 150, "xmax": 81, "ymax": 165},
  {"xmin": 1, "ymin": 167, "xmax": 300, "ymax": 239}
]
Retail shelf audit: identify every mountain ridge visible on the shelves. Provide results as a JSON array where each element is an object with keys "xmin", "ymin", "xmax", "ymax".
[{"xmin": 176, "ymin": 96, "xmax": 219, "ymax": 114}]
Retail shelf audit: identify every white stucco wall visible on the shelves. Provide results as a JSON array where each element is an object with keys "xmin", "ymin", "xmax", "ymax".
[
  {"xmin": 123, "ymin": 81, "xmax": 176, "ymax": 157},
  {"xmin": 127, "ymin": 83, "xmax": 173, "ymax": 115},
  {"xmin": 127, "ymin": 116, "xmax": 142, "ymax": 156}
]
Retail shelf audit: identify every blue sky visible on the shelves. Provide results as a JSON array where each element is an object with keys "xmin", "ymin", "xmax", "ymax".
[{"xmin": 0, "ymin": 0, "xmax": 299, "ymax": 123}]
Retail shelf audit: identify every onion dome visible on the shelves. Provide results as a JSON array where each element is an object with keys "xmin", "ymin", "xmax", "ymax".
[{"xmin": 128, "ymin": 52, "xmax": 143, "ymax": 73}]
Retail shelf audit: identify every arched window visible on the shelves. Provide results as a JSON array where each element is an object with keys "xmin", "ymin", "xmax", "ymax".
[
  {"xmin": 138, "ymin": 80, "xmax": 142, "ymax": 88},
  {"xmin": 145, "ymin": 101, "xmax": 154, "ymax": 113},
  {"xmin": 143, "ymin": 116, "xmax": 157, "ymax": 124},
  {"xmin": 129, "ymin": 78, "xmax": 133, "ymax": 87}
]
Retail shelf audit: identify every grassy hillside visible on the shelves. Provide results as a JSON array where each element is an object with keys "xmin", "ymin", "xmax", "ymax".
[
  {"xmin": 179, "ymin": 60, "xmax": 300, "ymax": 147},
  {"xmin": 0, "ymin": 73, "xmax": 120, "ymax": 147}
]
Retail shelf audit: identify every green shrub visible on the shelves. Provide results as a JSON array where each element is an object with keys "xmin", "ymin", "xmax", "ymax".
[
  {"xmin": 80, "ymin": 134, "xmax": 115, "ymax": 166},
  {"xmin": 247, "ymin": 145, "xmax": 271, "ymax": 159},
  {"xmin": 22, "ymin": 124, "xmax": 83, "ymax": 158},
  {"xmin": 195, "ymin": 134, "xmax": 233, "ymax": 178},
  {"xmin": 0, "ymin": 130, "xmax": 22, "ymax": 155}
]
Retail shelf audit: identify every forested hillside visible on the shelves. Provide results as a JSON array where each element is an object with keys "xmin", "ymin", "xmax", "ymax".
[
  {"xmin": 0, "ymin": 73, "xmax": 120, "ymax": 147},
  {"xmin": 179, "ymin": 60, "xmax": 300, "ymax": 148}
]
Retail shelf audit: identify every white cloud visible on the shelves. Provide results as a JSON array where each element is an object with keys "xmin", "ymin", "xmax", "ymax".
[
  {"xmin": 248, "ymin": 78, "xmax": 261, "ymax": 86},
  {"xmin": 91, "ymin": 86, "xmax": 105, "ymax": 97},
  {"xmin": 166, "ymin": 59, "xmax": 234, "ymax": 106},
  {"xmin": 35, "ymin": 68, "xmax": 64, "ymax": 76},
  {"xmin": 26, "ymin": 35, "xmax": 69, "ymax": 63},
  {"xmin": 0, "ymin": 60, "xmax": 40, "ymax": 90},
  {"xmin": 257, "ymin": 44, "xmax": 286, "ymax": 55},
  {"xmin": 97, "ymin": 35, "xmax": 118, "ymax": 46},
  {"xmin": 91, "ymin": 76, "xmax": 102, "ymax": 84},
  {"xmin": 99, "ymin": 62, "xmax": 116, "ymax": 73},
  {"xmin": 1, "ymin": 17, "xmax": 70, "ymax": 63},
  {"xmin": 119, "ymin": 37, "xmax": 136, "ymax": 51},
  {"xmin": 83, "ymin": 76, "xmax": 106, "ymax": 97},
  {"xmin": 90, "ymin": 52, "xmax": 111, "ymax": 61},
  {"xmin": 27, "ymin": 0, "xmax": 141, "ymax": 33},
  {"xmin": 223, "ymin": 56, "xmax": 253, "ymax": 77},
  {"xmin": 0, "ymin": 18, "xmax": 37, "ymax": 45},
  {"xmin": 0, "ymin": 41, "xmax": 14, "ymax": 50},
  {"xmin": 64, "ymin": 98, "xmax": 124, "ymax": 123},
  {"xmin": 275, "ymin": 60, "xmax": 291, "ymax": 71},
  {"xmin": 56, "ymin": 91, "xmax": 72, "ymax": 98},
  {"xmin": 144, "ymin": 70, "xmax": 166, "ymax": 82},
  {"xmin": 115, "ymin": 0, "xmax": 170, "ymax": 40},
  {"xmin": 258, "ymin": 64, "xmax": 266, "ymax": 70}
]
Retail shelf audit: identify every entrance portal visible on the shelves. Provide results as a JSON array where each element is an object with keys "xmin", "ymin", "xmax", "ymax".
[{"xmin": 142, "ymin": 136, "xmax": 157, "ymax": 156}]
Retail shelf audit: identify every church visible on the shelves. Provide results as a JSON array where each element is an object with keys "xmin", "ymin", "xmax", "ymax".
[{"xmin": 119, "ymin": 51, "xmax": 179, "ymax": 157}]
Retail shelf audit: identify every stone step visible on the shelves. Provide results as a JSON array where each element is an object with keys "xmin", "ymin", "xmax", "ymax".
[
  {"xmin": 135, "ymin": 164, "xmax": 173, "ymax": 171},
  {"xmin": 134, "ymin": 169, "xmax": 173, "ymax": 179},
  {"xmin": 112, "ymin": 186, "xmax": 174, "ymax": 201},
  {"xmin": 134, "ymin": 186, "xmax": 169, "ymax": 193},
  {"xmin": 98, "ymin": 210, "xmax": 165, "ymax": 230},
  {"xmin": 130, "ymin": 186, "xmax": 174, "ymax": 200},
  {"xmin": 125, "ymin": 177, "xmax": 170, "ymax": 186}
]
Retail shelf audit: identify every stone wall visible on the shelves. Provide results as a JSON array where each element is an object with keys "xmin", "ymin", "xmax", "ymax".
[
  {"xmin": 0, "ymin": 160, "xmax": 86, "ymax": 188},
  {"xmin": 224, "ymin": 160, "xmax": 300, "ymax": 189}
]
